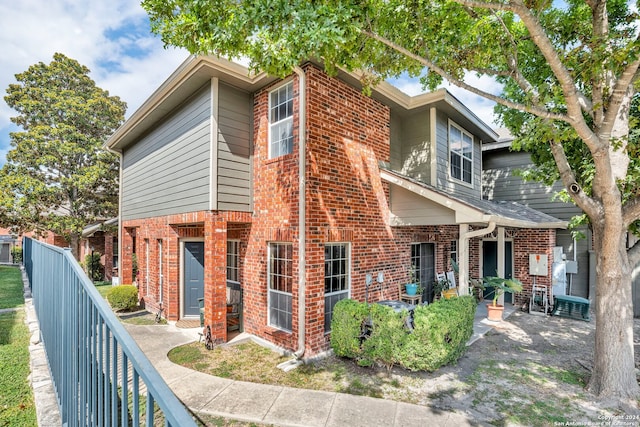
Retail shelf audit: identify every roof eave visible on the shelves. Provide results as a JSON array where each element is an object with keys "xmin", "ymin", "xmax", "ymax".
[
  {"xmin": 489, "ymin": 216, "xmax": 568, "ymax": 229},
  {"xmin": 381, "ymin": 169, "xmax": 568, "ymax": 229},
  {"xmin": 106, "ymin": 55, "xmax": 274, "ymax": 151}
]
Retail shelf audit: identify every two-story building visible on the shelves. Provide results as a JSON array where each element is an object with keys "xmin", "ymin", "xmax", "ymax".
[{"xmin": 106, "ymin": 56, "xmax": 566, "ymax": 357}]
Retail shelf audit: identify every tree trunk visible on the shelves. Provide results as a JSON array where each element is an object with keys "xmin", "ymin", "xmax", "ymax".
[
  {"xmin": 69, "ymin": 233, "xmax": 80, "ymax": 261},
  {"xmin": 589, "ymin": 220, "xmax": 639, "ymax": 398}
]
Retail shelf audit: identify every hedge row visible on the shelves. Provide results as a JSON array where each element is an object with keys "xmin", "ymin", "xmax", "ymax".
[
  {"xmin": 106, "ymin": 285, "xmax": 139, "ymax": 311},
  {"xmin": 330, "ymin": 296, "xmax": 476, "ymax": 371}
]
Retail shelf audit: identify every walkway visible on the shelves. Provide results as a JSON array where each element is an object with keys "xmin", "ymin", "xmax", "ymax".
[{"xmin": 124, "ymin": 303, "xmax": 516, "ymax": 427}]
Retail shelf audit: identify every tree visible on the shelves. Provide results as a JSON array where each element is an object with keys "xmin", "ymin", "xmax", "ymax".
[
  {"xmin": 1, "ymin": 53, "xmax": 126, "ymax": 258},
  {"xmin": 141, "ymin": 0, "xmax": 640, "ymax": 399}
]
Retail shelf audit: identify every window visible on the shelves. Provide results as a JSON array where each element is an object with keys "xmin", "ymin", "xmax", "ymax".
[
  {"xmin": 158, "ymin": 239, "xmax": 163, "ymax": 302},
  {"xmin": 144, "ymin": 239, "xmax": 149, "ymax": 296},
  {"xmin": 449, "ymin": 122, "xmax": 473, "ymax": 184},
  {"xmin": 112, "ymin": 237, "xmax": 119, "ymax": 269},
  {"xmin": 411, "ymin": 243, "xmax": 436, "ymax": 302},
  {"xmin": 324, "ymin": 244, "xmax": 350, "ymax": 332},
  {"xmin": 227, "ymin": 240, "xmax": 240, "ymax": 282},
  {"xmin": 450, "ymin": 240, "xmax": 458, "ymax": 265},
  {"xmin": 269, "ymin": 81, "xmax": 294, "ymax": 158},
  {"xmin": 268, "ymin": 243, "xmax": 293, "ymax": 331}
]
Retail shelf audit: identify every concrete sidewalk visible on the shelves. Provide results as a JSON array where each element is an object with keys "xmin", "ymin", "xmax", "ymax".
[{"xmin": 125, "ymin": 303, "xmax": 515, "ymax": 427}]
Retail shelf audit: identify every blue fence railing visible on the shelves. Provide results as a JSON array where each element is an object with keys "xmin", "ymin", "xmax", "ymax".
[{"xmin": 23, "ymin": 237, "xmax": 197, "ymax": 427}]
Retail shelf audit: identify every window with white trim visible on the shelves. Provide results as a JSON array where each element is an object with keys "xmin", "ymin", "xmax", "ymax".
[
  {"xmin": 449, "ymin": 122, "xmax": 473, "ymax": 184},
  {"xmin": 268, "ymin": 242, "xmax": 293, "ymax": 331},
  {"xmin": 157, "ymin": 239, "xmax": 163, "ymax": 302},
  {"xmin": 227, "ymin": 240, "xmax": 240, "ymax": 282},
  {"xmin": 324, "ymin": 243, "xmax": 350, "ymax": 332},
  {"xmin": 144, "ymin": 239, "xmax": 149, "ymax": 296},
  {"xmin": 269, "ymin": 81, "xmax": 294, "ymax": 158}
]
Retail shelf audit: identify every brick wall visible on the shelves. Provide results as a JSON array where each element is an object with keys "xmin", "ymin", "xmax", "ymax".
[
  {"xmin": 245, "ymin": 64, "xmax": 477, "ymax": 355},
  {"xmin": 117, "ymin": 63, "xmax": 560, "ymax": 357},
  {"xmin": 511, "ymin": 228, "xmax": 555, "ymax": 306},
  {"xmin": 244, "ymin": 72, "xmax": 301, "ymax": 351},
  {"xmin": 304, "ymin": 64, "xmax": 393, "ymax": 353},
  {"xmin": 121, "ymin": 211, "xmax": 251, "ymax": 343},
  {"xmin": 467, "ymin": 227, "xmax": 555, "ymax": 306}
]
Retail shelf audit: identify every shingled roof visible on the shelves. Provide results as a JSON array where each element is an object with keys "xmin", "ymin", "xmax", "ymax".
[{"xmin": 380, "ymin": 167, "xmax": 567, "ymax": 229}]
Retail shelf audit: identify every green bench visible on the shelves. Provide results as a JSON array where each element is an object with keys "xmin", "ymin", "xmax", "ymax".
[{"xmin": 552, "ymin": 295, "xmax": 590, "ymax": 321}]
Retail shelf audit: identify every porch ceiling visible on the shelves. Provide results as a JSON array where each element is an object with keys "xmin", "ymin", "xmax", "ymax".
[{"xmin": 381, "ymin": 168, "xmax": 568, "ymax": 229}]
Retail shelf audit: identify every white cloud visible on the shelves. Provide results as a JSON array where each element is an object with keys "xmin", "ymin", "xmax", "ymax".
[
  {"xmin": 0, "ymin": 0, "xmax": 188, "ymax": 165},
  {"xmin": 0, "ymin": 0, "xmax": 505, "ymax": 167}
]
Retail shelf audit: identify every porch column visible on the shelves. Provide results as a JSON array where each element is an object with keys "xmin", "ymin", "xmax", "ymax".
[
  {"xmin": 121, "ymin": 227, "xmax": 135, "ymax": 284},
  {"xmin": 204, "ymin": 215, "xmax": 228, "ymax": 343},
  {"xmin": 458, "ymin": 224, "xmax": 470, "ymax": 295},
  {"xmin": 497, "ymin": 227, "xmax": 505, "ymax": 305},
  {"xmin": 459, "ymin": 222, "xmax": 497, "ymax": 296}
]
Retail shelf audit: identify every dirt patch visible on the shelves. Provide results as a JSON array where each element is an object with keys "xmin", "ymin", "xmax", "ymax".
[{"xmin": 397, "ymin": 310, "xmax": 640, "ymax": 425}]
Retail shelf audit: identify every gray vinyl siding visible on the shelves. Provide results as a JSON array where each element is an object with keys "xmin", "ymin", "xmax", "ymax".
[
  {"xmin": 216, "ymin": 82, "xmax": 252, "ymax": 212},
  {"xmin": 482, "ymin": 150, "xmax": 581, "ymax": 221},
  {"xmin": 399, "ymin": 110, "xmax": 431, "ymax": 183},
  {"xmin": 389, "ymin": 111, "xmax": 403, "ymax": 171},
  {"xmin": 121, "ymin": 84, "xmax": 211, "ymax": 220},
  {"xmin": 483, "ymin": 147, "xmax": 590, "ymax": 299},
  {"xmin": 434, "ymin": 110, "xmax": 482, "ymax": 198}
]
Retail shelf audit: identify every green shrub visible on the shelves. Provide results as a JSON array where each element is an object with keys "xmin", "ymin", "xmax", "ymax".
[
  {"xmin": 330, "ymin": 296, "xmax": 476, "ymax": 372},
  {"xmin": 401, "ymin": 295, "xmax": 476, "ymax": 371},
  {"xmin": 360, "ymin": 304, "xmax": 408, "ymax": 370},
  {"xmin": 10, "ymin": 247, "xmax": 22, "ymax": 263},
  {"xmin": 85, "ymin": 252, "xmax": 104, "ymax": 282},
  {"xmin": 106, "ymin": 285, "xmax": 139, "ymax": 311},
  {"xmin": 330, "ymin": 299, "xmax": 370, "ymax": 359}
]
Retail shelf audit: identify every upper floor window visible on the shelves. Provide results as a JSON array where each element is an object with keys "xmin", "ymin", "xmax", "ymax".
[
  {"xmin": 269, "ymin": 81, "xmax": 294, "ymax": 158},
  {"xmin": 449, "ymin": 122, "xmax": 473, "ymax": 185}
]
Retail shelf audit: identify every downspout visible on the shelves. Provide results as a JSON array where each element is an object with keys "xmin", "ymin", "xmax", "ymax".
[
  {"xmin": 294, "ymin": 66, "xmax": 307, "ymax": 359},
  {"xmin": 458, "ymin": 221, "xmax": 496, "ymax": 295}
]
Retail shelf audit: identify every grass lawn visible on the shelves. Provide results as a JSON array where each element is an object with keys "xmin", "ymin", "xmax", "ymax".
[
  {"xmin": 167, "ymin": 311, "xmax": 629, "ymax": 426},
  {"xmin": 94, "ymin": 281, "xmax": 113, "ymax": 300},
  {"xmin": 168, "ymin": 340, "xmax": 404, "ymax": 400},
  {"xmin": 0, "ymin": 265, "xmax": 25, "ymax": 309},
  {"xmin": 0, "ymin": 266, "xmax": 36, "ymax": 426}
]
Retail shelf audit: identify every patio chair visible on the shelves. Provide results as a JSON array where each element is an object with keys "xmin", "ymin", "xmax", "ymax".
[{"xmin": 226, "ymin": 282, "xmax": 243, "ymax": 332}]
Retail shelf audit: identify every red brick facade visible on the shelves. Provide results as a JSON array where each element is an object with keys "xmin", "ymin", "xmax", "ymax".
[{"xmin": 119, "ymin": 63, "xmax": 561, "ymax": 356}]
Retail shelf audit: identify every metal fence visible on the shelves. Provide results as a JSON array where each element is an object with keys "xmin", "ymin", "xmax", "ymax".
[{"xmin": 23, "ymin": 237, "xmax": 196, "ymax": 427}]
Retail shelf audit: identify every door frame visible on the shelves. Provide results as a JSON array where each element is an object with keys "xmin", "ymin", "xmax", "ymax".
[
  {"xmin": 480, "ymin": 235, "xmax": 514, "ymax": 304},
  {"xmin": 410, "ymin": 242, "xmax": 436, "ymax": 303},
  {"xmin": 179, "ymin": 238, "xmax": 205, "ymax": 319}
]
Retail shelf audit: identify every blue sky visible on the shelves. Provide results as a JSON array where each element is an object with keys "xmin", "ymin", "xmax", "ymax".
[{"xmin": 0, "ymin": 0, "xmax": 500, "ymax": 167}]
